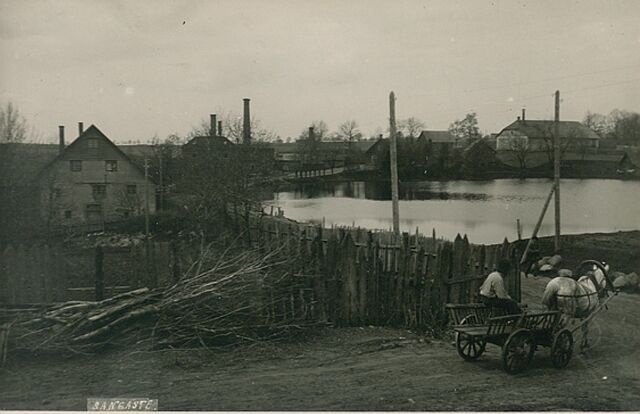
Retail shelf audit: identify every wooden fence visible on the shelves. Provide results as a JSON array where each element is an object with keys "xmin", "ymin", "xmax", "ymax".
[
  {"xmin": 0, "ymin": 242, "xmax": 179, "ymax": 304},
  {"xmin": 1, "ymin": 208, "xmax": 523, "ymax": 331},
  {"xmin": 233, "ymin": 211, "xmax": 522, "ymax": 328}
]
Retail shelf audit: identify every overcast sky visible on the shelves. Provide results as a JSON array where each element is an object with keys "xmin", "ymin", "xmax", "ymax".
[{"xmin": 1, "ymin": 0, "xmax": 639, "ymax": 143}]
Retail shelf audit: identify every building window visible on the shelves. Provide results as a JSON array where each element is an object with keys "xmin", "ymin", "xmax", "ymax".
[
  {"xmin": 127, "ymin": 184, "xmax": 137, "ymax": 195},
  {"xmin": 52, "ymin": 188, "xmax": 62, "ymax": 199},
  {"xmin": 92, "ymin": 184, "xmax": 106, "ymax": 196},
  {"xmin": 105, "ymin": 160, "xmax": 118, "ymax": 172},
  {"xmin": 64, "ymin": 210, "xmax": 72, "ymax": 219},
  {"xmin": 70, "ymin": 160, "xmax": 82, "ymax": 172}
]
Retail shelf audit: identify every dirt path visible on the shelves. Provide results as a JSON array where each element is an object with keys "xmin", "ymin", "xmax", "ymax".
[
  {"xmin": 2, "ymin": 275, "xmax": 640, "ymax": 411},
  {"xmin": 2, "ymin": 232, "xmax": 640, "ymax": 411}
]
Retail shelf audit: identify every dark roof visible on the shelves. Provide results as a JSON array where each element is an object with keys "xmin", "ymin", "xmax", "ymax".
[
  {"xmin": 269, "ymin": 140, "xmax": 378, "ymax": 154},
  {"xmin": 36, "ymin": 125, "xmax": 155, "ymax": 183},
  {"xmin": 621, "ymin": 151, "xmax": 640, "ymax": 167},
  {"xmin": 418, "ymin": 130, "xmax": 458, "ymax": 143},
  {"xmin": 500, "ymin": 120, "xmax": 600, "ymax": 140},
  {"xmin": 0, "ymin": 143, "xmax": 58, "ymax": 185},
  {"xmin": 119, "ymin": 144, "xmax": 182, "ymax": 159},
  {"xmin": 184, "ymin": 135, "xmax": 234, "ymax": 147},
  {"xmin": 463, "ymin": 138, "xmax": 496, "ymax": 155}
]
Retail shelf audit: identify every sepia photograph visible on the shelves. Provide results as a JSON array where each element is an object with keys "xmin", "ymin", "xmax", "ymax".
[{"xmin": 1, "ymin": 0, "xmax": 639, "ymax": 411}]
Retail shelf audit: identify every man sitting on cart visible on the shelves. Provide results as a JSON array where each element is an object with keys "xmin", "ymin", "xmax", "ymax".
[{"xmin": 479, "ymin": 259, "xmax": 522, "ymax": 315}]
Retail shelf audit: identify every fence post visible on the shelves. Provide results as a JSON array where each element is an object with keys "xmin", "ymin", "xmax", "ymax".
[{"xmin": 95, "ymin": 245, "xmax": 104, "ymax": 301}]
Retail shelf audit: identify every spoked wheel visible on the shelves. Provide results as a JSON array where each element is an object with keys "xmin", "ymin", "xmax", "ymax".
[
  {"xmin": 502, "ymin": 329, "xmax": 535, "ymax": 374},
  {"xmin": 551, "ymin": 329, "xmax": 573, "ymax": 368},
  {"xmin": 456, "ymin": 315, "xmax": 486, "ymax": 361}
]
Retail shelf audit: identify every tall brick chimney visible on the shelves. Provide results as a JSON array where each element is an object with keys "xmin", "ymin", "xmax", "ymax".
[
  {"xmin": 522, "ymin": 108, "xmax": 526, "ymax": 122},
  {"xmin": 218, "ymin": 120, "xmax": 223, "ymax": 137},
  {"xmin": 210, "ymin": 114, "xmax": 217, "ymax": 137},
  {"xmin": 243, "ymin": 98, "xmax": 251, "ymax": 145},
  {"xmin": 58, "ymin": 125, "xmax": 65, "ymax": 154},
  {"xmin": 78, "ymin": 122, "xmax": 84, "ymax": 136}
]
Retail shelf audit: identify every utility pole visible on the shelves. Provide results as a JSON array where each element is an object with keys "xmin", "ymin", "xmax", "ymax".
[
  {"xmin": 389, "ymin": 91, "xmax": 400, "ymax": 234},
  {"xmin": 554, "ymin": 90, "xmax": 561, "ymax": 251},
  {"xmin": 144, "ymin": 158, "xmax": 150, "ymax": 239},
  {"xmin": 158, "ymin": 155, "xmax": 164, "ymax": 212}
]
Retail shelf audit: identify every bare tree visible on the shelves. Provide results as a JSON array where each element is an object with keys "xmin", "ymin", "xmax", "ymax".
[
  {"xmin": 335, "ymin": 120, "xmax": 362, "ymax": 142},
  {"xmin": 583, "ymin": 111, "xmax": 609, "ymax": 137},
  {"xmin": 398, "ymin": 117, "xmax": 425, "ymax": 138},
  {"xmin": 0, "ymin": 102, "xmax": 28, "ymax": 143},
  {"xmin": 506, "ymin": 136, "xmax": 531, "ymax": 173},
  {"xmin": 298, "ymin": 120, "xmax": 329, "ymax": 141},
  {"xmin": 189, "ymin": 111, "xmax": 278, "ymax": 143},
  {"xmin": 449, "ymin": 112, "xmax": 481, "ymax": 145}
]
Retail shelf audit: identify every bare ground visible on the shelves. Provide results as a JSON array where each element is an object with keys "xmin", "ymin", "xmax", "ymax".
[{"xmin": 1, "ymin": 232, "xmax": 640, "ymax": 411}]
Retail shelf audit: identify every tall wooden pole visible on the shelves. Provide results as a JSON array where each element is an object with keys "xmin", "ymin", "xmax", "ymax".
[
  {"xmin": 389, "ymin": 91, "xmax": 400, "ymax": 234},
  {"xmin": 554, "ymin": 90, "xmax": 561, "ymax": 251},
  {"xmin": 520, "ymin": 183, "xmax": 555, "ymax": 264},
  {"xmin": 144, "ymin": 158, "xmax": 150, "ymax": 238}
]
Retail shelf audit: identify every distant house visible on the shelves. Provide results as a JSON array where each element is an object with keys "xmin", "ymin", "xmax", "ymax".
[
  {"xmin": 35, "ymin": 125, "xmax": 156, "ymax": 230},
  {"xmin": 462, "ymin": 138, "xmax": 504, "ymax": 175},
  {"xmin": 618, "ymin": 151, "xmax": 640, "ymax": 177},
  {"xmin": 417, "ymin": 130, "xmax": 464, "ymax": 150},
  {"xmin": 183, "ymin": 129, "xmax": 275, "ymax": 180},
  {"xmin": 495, "ymin": 118, "xmax": 600, "ymax": 151},
  {"xmin": 268, "ymin": 139, "xmax": 379, "ymax": 172}
]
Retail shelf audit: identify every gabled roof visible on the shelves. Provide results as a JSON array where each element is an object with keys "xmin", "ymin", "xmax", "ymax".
[
  {"xmin": 418, "ymin": 130, "xmax": 458, "ymax": 143},
  {"xmin": 184, "ymin": 135, "xmax": 234, "ymax": 147},
  {"xmin": 35, "ymin": 124, "xmax": 154, "ymax": 183},
  {"xmin": 463, "ymin": 138, "xmax": 496, "ymax": 155},
  {"xmin": 499, "ymin": 120, "xmax": 600, "ymax": 140},
  {"xmin": 621, "ymin": 151, "xmax": 640, "ymax": 167}
]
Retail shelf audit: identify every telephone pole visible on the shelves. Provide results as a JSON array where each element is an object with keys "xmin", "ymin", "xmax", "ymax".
[
  {"xmin": 554, "ymin": 90, "xmax": 561, "ymax": 251},
  {"xmin": 389, "ymin": 91, "xmax": 400, "ymax": 234},
  {"xmin": 144, "ymin": 158, "xmax": 150, "ymax": 239}
]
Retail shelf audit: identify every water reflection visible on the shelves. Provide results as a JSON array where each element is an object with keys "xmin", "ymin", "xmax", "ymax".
[{"xmin": 268, "ymin": 179, "xmax": 640, "ymax": 244}]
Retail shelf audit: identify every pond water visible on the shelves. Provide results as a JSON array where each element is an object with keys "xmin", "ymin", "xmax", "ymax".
[{"xmin": 266, "ymin": 178, "xmax": 640, "ymax": 244}]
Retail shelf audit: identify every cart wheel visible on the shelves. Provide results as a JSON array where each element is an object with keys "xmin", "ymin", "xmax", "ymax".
[
  {"xmin": 502, "ymin": 329, "xmax": 535, "ymax": 374},
  {"xmin": 456, "ymin": 315, "xmax": 486, "ymax": 361},
  {"xmin": 551, "ymin": 329, "xmax": 573, "ymax": 368}
]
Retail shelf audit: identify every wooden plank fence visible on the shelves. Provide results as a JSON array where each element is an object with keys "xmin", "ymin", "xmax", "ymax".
[
  {"xmin": 0, "ymin": 242, "xmax": 178, "ymax": 304},
  {"xmin": 232, "ymin": 209, "xmax": 522, "ymax": 329}
]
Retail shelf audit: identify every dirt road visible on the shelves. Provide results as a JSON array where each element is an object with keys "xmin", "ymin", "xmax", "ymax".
[
  {"xmin": 2, "ymin": 272, "xmax": 640, "ymax": 411},
  {"xmin": 2, "ymin": 231, "xmax": 640, "ymax": 411}
]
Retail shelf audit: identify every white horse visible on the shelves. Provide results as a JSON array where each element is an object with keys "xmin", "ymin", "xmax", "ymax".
[{"xmin": 541, "ymin": 261, "xmax": 610, "ymax": 350}]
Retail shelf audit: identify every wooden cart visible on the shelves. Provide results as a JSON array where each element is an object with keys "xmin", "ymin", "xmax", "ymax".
[{"xmin": 446, "ymin": 304, "xmax": 572, "ymax": 374}]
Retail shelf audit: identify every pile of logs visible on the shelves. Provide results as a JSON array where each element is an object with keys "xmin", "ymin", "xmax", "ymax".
[{"xmin": 7, "ymin": 247, "xmax": 322, "ymax": 354}]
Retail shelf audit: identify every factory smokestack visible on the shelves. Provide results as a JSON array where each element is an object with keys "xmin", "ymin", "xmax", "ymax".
[
  {"xmin": 59, "ymin": 126, "xmax": 65, "ymax": 154},
  {"xmin": 243, "ymin": 98, "xmax": 251, "ymax": 145},
  {"xmin": 210, "ymin": 114, "xmax": 217, "ymax": 137}
]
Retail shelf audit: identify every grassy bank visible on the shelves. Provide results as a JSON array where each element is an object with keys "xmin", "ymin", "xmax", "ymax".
[{"xmin": 513, "ymin": 230, "xmax": 640, "ymax": 274}]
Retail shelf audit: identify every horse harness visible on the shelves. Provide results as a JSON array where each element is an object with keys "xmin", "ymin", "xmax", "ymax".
[{"xmin": 555, "ymin": 273, "xmax": 602, "ymax": 319}]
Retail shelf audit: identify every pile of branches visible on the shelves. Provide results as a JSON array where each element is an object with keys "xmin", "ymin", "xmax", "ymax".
[{"xmin": 8, "ymin": 246, "xmax": 323, "ymax": 354}]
